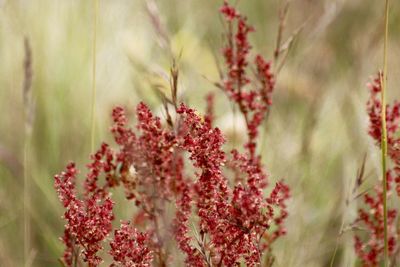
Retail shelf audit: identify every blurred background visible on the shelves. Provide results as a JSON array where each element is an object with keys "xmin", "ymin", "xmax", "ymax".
[{"xmin": 1, "ymin": 0, "xmax": 400, "ymax": 266}]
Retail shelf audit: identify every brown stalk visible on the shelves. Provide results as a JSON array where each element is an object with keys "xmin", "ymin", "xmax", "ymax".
[
  {"xmin": 329, "ymin": 156, "xmax": 369, "ymax": 267},
  {"xmin": 274, "ymin": 0, "xmax": 290, "ymax": 64},
  {"xmin": 23, "ymin": 36, "xmax": 34, "ymax": 267},
  {"xmin": 145, "ymin": 0, "xmax": 171, "ymax": 54}
]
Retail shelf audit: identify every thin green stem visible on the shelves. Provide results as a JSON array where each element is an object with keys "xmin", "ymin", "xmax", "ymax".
[
  {"xmin": 90, "ymin": 0, "xmax": 99, "ymax": 152},
  {"xmin": 381, "ymin": 0, "xmax": 389, "ymax": 266},
  {"xmin": 24, "ymin": 129, "xmax": 30, "ymax": 267},
  {"xmin": 329, "ymin": 220, "xmax": 345, "ymax": 267}
]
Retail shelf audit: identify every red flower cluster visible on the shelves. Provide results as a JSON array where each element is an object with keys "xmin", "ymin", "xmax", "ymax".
[
  {"xmin": 367, "ymin": 73, "xmax": 400, "ymax": 154},
  {"xmin": 366, "ymin": 72, "xmax": 400, "ymax": 195},
  {"xmin": 55, "ymin": 101, "xmax": 289, "ymax": 266},
  {"xmin": 54, "ymin": 162, "xmax": 114, "ymax": 266},
  {"xmin": 84, "ymin": 143, "xmax": 117, "ymax": 196},
  {"xmin": 354, "ymin": 171, "xmax": 398, "ymax": 266},
  {"xmin": 219, "ymin": 1, "xmax": 275, "ymax": 158},
  {"xmin": 353, "ymin": 72, "xmax": 400, "ymax": 266},
  {"xmin": 110, "ymin": 222, "xmax": 153, "ymax": 267},
  {"xmin": 54, "ymin": 2, "xmax": 289, "ymax": 266},
  {"xmin": 111, "ymin": 103, "xmax": 184, "ymax": 265}
]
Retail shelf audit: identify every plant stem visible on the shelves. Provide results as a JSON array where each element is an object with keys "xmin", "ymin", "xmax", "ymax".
[
  {"xmin": 90, "ymin": 0, "xmax": 99, "ymax": 152},
  {"xmin": 381, "ymin": 0, "xmax": 389, "ymax": 266},
  {"xmin": 24, "ymin": 130, "xmax": 30, "ymax": 267},
  {"xmin": 329, "ymin": 220, "xmax": 345, "ymax": 267},
  {"xmin": 23, "ymin": 37, "xmax": 33, "ymax": 267}
]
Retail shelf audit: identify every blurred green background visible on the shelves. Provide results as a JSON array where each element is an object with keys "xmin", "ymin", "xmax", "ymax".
[{"xmin": 1, "ymin": 0, "xmax": 400, "ymax": 266}]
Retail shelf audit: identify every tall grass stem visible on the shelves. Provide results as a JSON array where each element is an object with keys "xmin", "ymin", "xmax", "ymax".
[
  {"xmin": 23, "ymin": 37, "xmax": 33, "ymax": 267},
  {"xmin": 23, "ymin": 132, "xmax": 30, "ymax": 266},
  {"xmin": 381, "ymin": 0, "xmax": 389, "ymax": 266},
  {"xmin": 90, "ymin": 0, "xmax": 99, "ymax": 152}
]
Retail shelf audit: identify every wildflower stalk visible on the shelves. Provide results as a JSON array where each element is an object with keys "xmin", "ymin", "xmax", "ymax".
[
  {"xmin": 381, "ymin": 0, "xmax": 390, "ymax": 266},
  {"xmin": 90, "ymin": 0, "xmax": 98, "ymax": 152},
  {"xmin": 23, "ymin": 37, "xmax": 33, "ymax": 267}
]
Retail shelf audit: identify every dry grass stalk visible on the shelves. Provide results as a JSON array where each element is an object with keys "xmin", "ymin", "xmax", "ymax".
[
  {"xmin": 90, "ymin": 0, "xmax": 99, "ymax": 152},
  {"xmin": 23, "ymin": 36, "xmax": 34, "ymax": 267}
]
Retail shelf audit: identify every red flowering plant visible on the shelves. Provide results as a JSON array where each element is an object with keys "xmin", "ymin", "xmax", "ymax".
[
  {"xmin": 352, "ymin": 73, "xmax": 400, "ymax": 266},
  {"xmin": 54, "ymin": 1, "xmax": 290, "ymax": 266}
]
